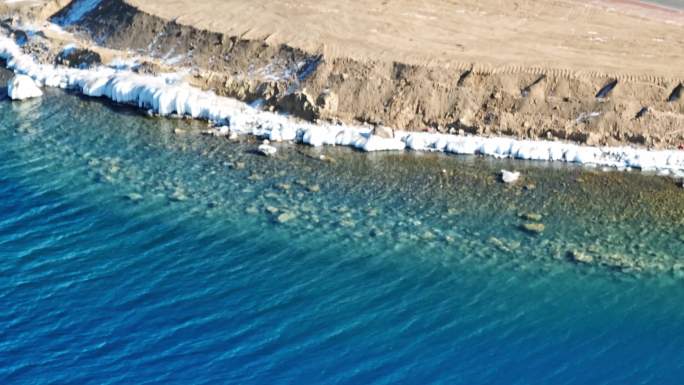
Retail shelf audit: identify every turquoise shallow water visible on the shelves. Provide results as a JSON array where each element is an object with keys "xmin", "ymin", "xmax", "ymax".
[{"xmin": 2, "ymin": 88, "xmax": 684, "ymax": 384}]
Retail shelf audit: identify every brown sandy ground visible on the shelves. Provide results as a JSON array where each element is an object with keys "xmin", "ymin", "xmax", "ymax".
[{"xmin": 2, "ymin": 0, "xmax": 684, "ymax": 149}]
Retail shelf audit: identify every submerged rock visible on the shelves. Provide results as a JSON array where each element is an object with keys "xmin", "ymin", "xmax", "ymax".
[
  {"xmin": 169, "ymin": 188, "xmax": 189, "ymax": 201},
  {"xmin": 501, "ymin": 170, "xmax": 521, "ymax": 184},
  {"xmin": 488, "ymin": 237, "xmax": 520, "ymax": 252},
  {"xmin": 8, "ymin": 75, "xmax": 43, "ymax": 100},
  {"xmin": 521, "ymin": 212, "xmax": 543, "ymax": 221},
  {"xmin": 600, "ymin": 253, "xmax": 641, "ymax": 272},
  {"xmin": 568, "ymin": 250, "xmax": 594, "ymax": 264},
  {"xmin": 521, "ymin": 222, "xmax": 545, "ymax": 234},
  {"xmin": 125, "ymin": 192, "xmax": 144, "ymax": 202},
  {"xmin": 276, "ymin": 211, "xmax": 297, "ymax": 224},
  {"xmin": 232, "ymin": 161, "xmax": 246, "ymax": 170},
  {"xmin": 247, "ymin": 173, "xmax": 263, "ymax": 181}
]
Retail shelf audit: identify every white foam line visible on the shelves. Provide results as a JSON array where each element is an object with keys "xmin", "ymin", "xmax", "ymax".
[{"xmin": 1, "ymin": 34, "xmax": 683, "ymax": 176}]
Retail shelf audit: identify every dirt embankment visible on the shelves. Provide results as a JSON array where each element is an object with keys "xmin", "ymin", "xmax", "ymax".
[{"xmin": 13, "ymin": 1, "xmax": 684, "ymax": 148}]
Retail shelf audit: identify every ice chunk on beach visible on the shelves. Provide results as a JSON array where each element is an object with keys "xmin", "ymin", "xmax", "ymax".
[
  {"xmin": 358, "ymin": 134, "xmax": 406, "ymax": 152},
  {"xmin": 501, "ymin": 170, "xmax": 521, "ymax": 184},
  {"xmin": 257, "ymin": 140, "xmax": 277, "ymax": 156},
  {"xmin": 0, "ymin": 32, "xmax": 682, "ymax": 175},
  {"xmin": 7, "ymin": 75, "xmax": 43, "ymax": 100}
]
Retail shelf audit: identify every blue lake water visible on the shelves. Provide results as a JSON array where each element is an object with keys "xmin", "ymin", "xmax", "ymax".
[{"xmin": 1, "ymin": 88, "xmax": 684, "ymax": 384}]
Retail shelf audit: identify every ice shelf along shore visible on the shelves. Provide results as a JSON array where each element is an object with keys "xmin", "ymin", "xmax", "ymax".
[{"xmin": 1, "ymin": 34, "xmax": 683, "ymax": 176}]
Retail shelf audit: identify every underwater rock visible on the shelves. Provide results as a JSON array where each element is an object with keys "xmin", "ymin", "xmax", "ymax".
[
  {"xmin": 169, "ymin": 189, "xmax": 189, "ymax": 201},
  {"xmin": 338, "ymin": 219, "xmax": 356, "ymax": 228},
  {"xmin": 521, "ymin": 212, "xmax": 543, "ymax": 221},
  {"xmin": 568, "ymin": 250, "xmax": 594, "ymax": 264},
  {"xmin": 521, "ymin": 222, "xmax": 545, "ymax": 234},
  {"xmin": 125, "ymin": 192, "xmax": 144, "ymax": 202},
  {"xmin": 672, "ymin": 263, "xmax": 684, "ymax": 278},
  {"xmin": 369, "ymin": 227, "xmax": 384, "ymax": 237},
  {"xmin": 599, "ymin": 254, "xmax": 640, "ymax": 272},
  {"xmin": 276, "ymin": 211, "xmax": 297, "ymax": 223},
  {"xmin": 232, "ymin": 161, "xmax": 246, "ymax": 170},
  {"xmin": 489, "ymin": 237, "xmax": 520, "ymax": 252},
  {"xmin": 247, "ymin": 173, "xmax": 263, "ymax": 181}
]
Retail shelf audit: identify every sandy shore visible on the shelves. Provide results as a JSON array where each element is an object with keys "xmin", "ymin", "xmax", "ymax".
[{"xmin": 1, "ymin": 0, "xmax": 684, "ymax": 150}]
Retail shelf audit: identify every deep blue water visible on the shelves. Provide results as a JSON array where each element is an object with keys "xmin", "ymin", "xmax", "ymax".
[{"xmin": 2, "ymin": 89, "xmax": 684, "ymax": 384}]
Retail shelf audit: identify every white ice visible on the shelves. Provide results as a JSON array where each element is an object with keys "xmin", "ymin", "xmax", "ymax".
[
  {"xmin": 0, "ymin": 34, "xmax": 683, "ymax": 174},
  {"xmin": 501, "ymin": 170, "xmax": 521, "ymax": 184},
  {"xmin": 7, "ymin": 74, "xmax": 43, "ymax": 100}
]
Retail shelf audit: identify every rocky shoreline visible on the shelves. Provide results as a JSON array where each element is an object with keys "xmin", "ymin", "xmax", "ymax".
[
  {"xmin": 0, "ymin": 0, "xmax": 683, "ymax": 182},
  {"xmin": 1, "ymin": 0, "xmax": 683, "ymax": 150}
]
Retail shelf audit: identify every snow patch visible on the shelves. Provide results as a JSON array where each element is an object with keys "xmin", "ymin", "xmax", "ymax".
[{"xmin": 0, "ymin": 34, "xmax": 683, "ymax": 174}]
